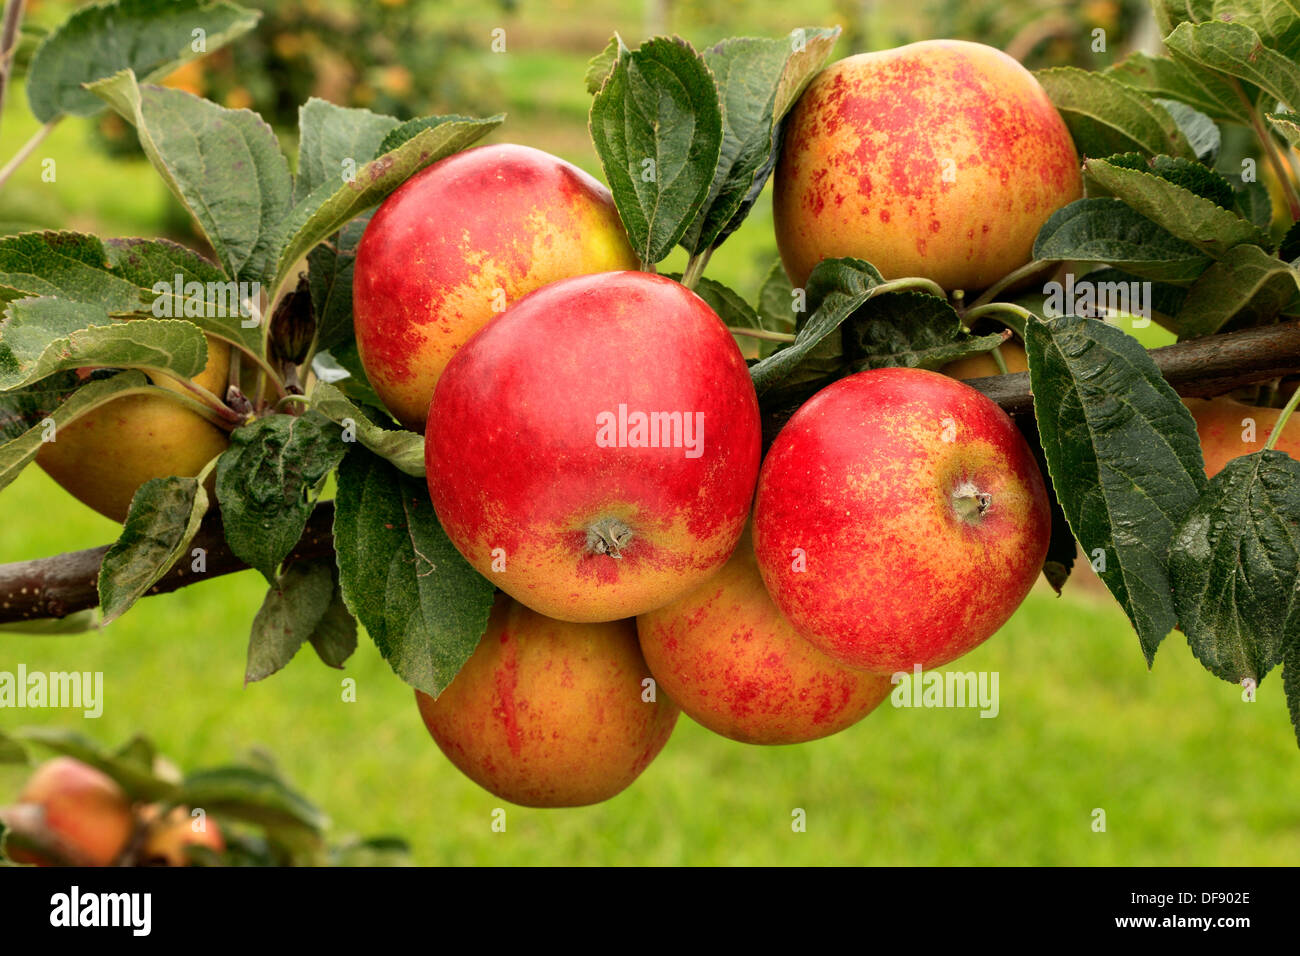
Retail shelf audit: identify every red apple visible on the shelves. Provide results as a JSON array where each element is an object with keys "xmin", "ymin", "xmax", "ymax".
[
  {"xmin": 637, "ymin": 528, "xmax": 894, "ymax": 744},
  {"xmin": 753, "ymin": 367, "xmax": 1051, "ymax": 674},
  {"xmin": 774, "ymin": 39, "xmax": 1082, "ymax": 291},
  {"xmin": 416, "ymin": 594, "xmax": 679, "ymax": 807},
  {"xmin": 6, "ymin": 757, "xmax": 134, "ymax": 866},
  {"xmin": 426, "ymin": 271, "xmax": 762, "ymax": 623},
  {"xmin": 139, "ymin": 804, "xmax": 226, "ymax": 866},
  {"xmin": 353, "ymin": 143, "xmax": 640, "ymax": 431}
]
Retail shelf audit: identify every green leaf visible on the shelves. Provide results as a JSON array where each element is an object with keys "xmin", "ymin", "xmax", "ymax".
[
  {"xmin": 589, "ymin": 35, "xmax": 724, "ymax": 265},
  {"xmin": 294, "ymin": 99, "xmax": 401, "ymax": 202},
  {"xmin": 306, "ymin": 571, "xmax": 357, "ymax": 670},
  {"xmin": 177, "ymin": 766, "xmax": 326, "ymax": 834},
  {"xmin": 1155, "ymin": 98, "xmax": 1220, "ymax": 164},
  {"xmin": 334, "ymin": 449, "xmax": 495, "ymax": 698},
  {"xmin": 585, "ymin": 34, "xmax": 625, "ymax": 95},
  {"xmin": 306, "ymin": 217, "xmax": 368, "ymax": 353},
  {"xmin": 754, "ymin": 260, "xmax": 797, "ymax": 358},
  {"xmin": 1026, "ymin": 315, "xmax": 1208, "ymax": 662},
  {"xmin": 377, "ymin": 113, "xmax": 488, "ymax": 155},
  {"xmin": 1105, "ymin": 51, "xmax": 1246, "ymax": 124},
  {"xmin": 89, "ymin": 70, "xmax": 293, "ymax": 285},
  {"xmin": 671, "ymin": 274, "xmax": 759, "ymax": 328},
  {"xmin": 1267, "ymin": 110, "xmax": 1300, "ymax": 150},
  {"xmin": 748, "ymin": 257, "xmax": 884, "ymax": 396},
  {"xmin": 26, "ymin": 0, "xmax": 259, "ymax": 122},
  {"xmin": 1034, "ymin": 67, "xmax": 1195, "ymax": 160},
  {"xmin": 311, "ymin": 382, "xmax": 424, "ymax": 477},
  {"xmin": 14, "ymin": 728, "xmax": 177, "ymax": 802},
  {"xmin": 1165, "ymin": 20, "xmax": 1300, "ymax": 113},
  {"xmin": 1033, "ymin": 198, "xmax": 1213, "ymax": 284},
  {"xmin": 682, "ymin": 28, "xmax": 839, "ymax": 255},
  {"xmin": 1083, "ymin": 156, "xmax": 1270, "ymax": 256},
  {"xmin": 844, "ymin": 292, "xmax": 1006, "ymax": 370},
  {"xmin": 0, "ymin": 232, "xmax": 141, "ymax": 311},
  {"xmin": 1150, "ymin": 0, "xmax": 1215, "ymax": 36},
  {"xmin": 1286, "ymin": 629, "xmax": 1300, "ymax": 746},
  {"xmin": 1214, "ymin": 0, "xmax": 1300, "ymax": 60},
  {"xmin": 1234, "ymin": 181, "xmax": 1275, "ymax": 230},
  {"xmin": 0, "ymin": 298, "xmax": 207, "ymax": 390},
  {"xmin": 271, "ymin": 114, "xmax": 504, "ymax": 293},
  {"xmin": 1169, "ymin": 450, "xmax": 1300, "ymax": 687},
  {"xmin": 97, "ymin": 475, "xmax": 210, "ymax": 625},
  {"xmin": 215, "ymin": 412, "xmax": 347, "ymax": 581},
  {"xmin": 311, "ymin": 345, "xmax": 384, "ymax": 410},
  {"xmin": 246, "ymin": 559, "xmax": 335, "ymax": 683},
  {"xmin": 1175, "ymin": 244, "xmax": 1300, "ymax": 336}
]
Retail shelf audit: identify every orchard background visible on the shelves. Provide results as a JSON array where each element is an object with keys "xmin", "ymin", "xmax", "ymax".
[{"xmin": 0, "ymin": 0, "xmax": 1296, "ymax": 865}]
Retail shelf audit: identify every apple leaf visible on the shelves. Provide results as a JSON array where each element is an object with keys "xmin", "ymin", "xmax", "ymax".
[
  {"xmin": 1165, "ymin": 20, "xmax": 1300, "ymax": 114},
  {"xmin": 310, "ymin": 382, "xmax": 424, "ymax": 477},
  {"xmin": 0, "ymin": 232, "xmax": 142, "ymax": 311},
  {"xmin": 1286, "ymin": 634, "xmax": 1300, "ymax": 747},
  {"xmin": 1149, "ymin": 0, "xmax": 1214, "ymax": 38},
  {"xmin": 1026, "ymin": 315, "xmax": 1208, "ymax": 663},
  {"xmin": 26, "ymin": 0, "xmax": 260, "ymax": 122},
  {"xmin": 1034, "ymin": 67, "xmax": 1195, "ymax": 160},
  {"xmin": 1083, "ymin": 157, "xmax": 1270, "ymax": 257},
  {"xmin": 294, "ymin": 100, "xmax": 401, "ymax": 202},
  {"xmin": 682, "ymin": 27, "xmax": 839, "ymax": 256},
  {"xmin": 1175, "ymin": 244, "xmax": 1300, "ymax": 337},
  {"xmin": 668, "ymin": 274, "xmax": 759, "ymax": 329},
  {"xmin": 1032, "ymin": 198, "xmax": 1213, "ymax": 285},
  {"xmin": 1105, "ymin": 51, "xmax": 1247, "ymax": 124},
  {"xmin": 1268, "ymin": 111, "xmax": 1300, "ymax": 151},
  {"xmin": 311, "ymin": 345, "xmax": 384, "ymax": 411},
  {"xmin": 246, "ymin": 559, "xmax": 339, "ymax": 684},
  {"xmin": 1215, "ymin": 0, "xmax": 1300, "ymax": 60},
  {"xmin": 306, "ymin": 574, "xmax": 358, "ymax": 670},
  {"xmin": 585, "ymin": 34, "xmax": 625, "ymax": 95},
  {"xmin": 754, "ymin": 260, "xmax": 798, "ymax": 358},
  {"xmin": 589, "ymin": 35, "xmax": 724, "ymax": 265},
  {"xmin": 1168, "ymin": 451, "xmax": 1300, "ymax": 686},
  {"xmin": 98, "ymin": 475, "xmax": 210, "ymax": 626},
  {"xmin": 333, "ymin": 448, "xmax": 495, "ymax": 699},
  {"xmin": 1155, "ymin": 99, "xmax": 1220, "ymax": 164},
  {"xmin": 843, "ymin": 291, "xmax": 1007, "ymax": 371},
  {"xmin": 175, "ymin": 766, "xmax": 326, "ymax": 834},
  {"xmin": 1234, "ymin": 181, "xmax": 1275, "ymax": 230},
  {"xmin": 270, "ymin": 113, "xmax": 504, "ymax": 295},
  {"xmin": 215, "ymin": 411, "xmax": 347, "ymax": 582},
  {"xmin": 89, "ymin": 70, "xmax": 293, "ymax": 287},
  {"xmin": 0, "ymin": 298, "xmax": 208, "ymax": 391},
  {"xmin": 306, "ymin": 216, "xmax": 369, "ymax": 353}
]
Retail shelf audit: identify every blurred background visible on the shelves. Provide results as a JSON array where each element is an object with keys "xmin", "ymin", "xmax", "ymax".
[{"xmin": 1, "ymin": 0, "xmax": 1296, "ymax": 866}]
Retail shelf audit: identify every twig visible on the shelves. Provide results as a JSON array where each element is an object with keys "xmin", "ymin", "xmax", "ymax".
[{"xmin": 0, "ymin": 118, "xmax": 57, "ymax": 191}]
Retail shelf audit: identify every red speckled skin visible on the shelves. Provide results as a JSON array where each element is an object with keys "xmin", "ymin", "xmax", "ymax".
[
  {"xmin": 353, "ymin": 143, "xmax": 639, "ymax": 431},
  {"xmin": 1185, "ymin": 397, "xmax": 1300, "ymax": 477},
  {"xmin": 637, "ymin": 528, "xmax": 893, "ymax": 745},
  {"xmin": 426, "ymin": 272, "xmax": 762, "ymax": 623},
  {"xmin": 753, "ymin": 368, "xmax": 1051, "ymax": 675},
  {"xmin": 774, "ymin": 40, "xmax": 1082, "ymax": 291},
  {"xmin": 415, "ymin": 595, "xmax": 679, "ymax": 808}
]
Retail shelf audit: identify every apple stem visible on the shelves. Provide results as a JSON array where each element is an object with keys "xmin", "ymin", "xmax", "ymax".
[
  {"xmin": 585, "ymin": 516, "xmax": 634, "ymax": 559},
  {"xmin": 963, "ymin": 302, "xmax": 1038, "ymax": 327},
  {"xmin": 730, "ymin": 326, "xmax": 796, "ymax": 343},
  {"xmin": 869, "ymin": 276, "xmax": 947, "ymax": 300},
  {"xmin": 1264, "ymin": 383, "xmax": 1300, "ymax": 451},
  {"xmin": 965, "ymin": 259, "xmax": 1049, "ymax": 312},
  {"xmin": 680, "ymin": 249, "xmax": 714, "ymax": 290}
]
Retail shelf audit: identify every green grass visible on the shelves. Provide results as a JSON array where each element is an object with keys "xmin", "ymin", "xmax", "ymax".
[{"xmin": 2, "ymin": 463, "xmax": 1296, "ymax": 866}]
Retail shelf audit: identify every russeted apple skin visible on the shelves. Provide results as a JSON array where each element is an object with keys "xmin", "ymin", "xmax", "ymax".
[
  {"xmin": 35, "ymin": 336, "xmax": 231, "ymax": 523},
  {"xmin": 425, "ymin": 271, "xmax": 762, "ymax": 624},
  {"xmin": 1185, "ymin": 396, "xmax": 1300, "ymax": 478},
  {"xmin": 11, "ymin": 757, "xmax": 134, "ymax": 866},
  {"xmin": 416, "ymin": 595, "xmax": 679, "ymax": 808},
  {"xmin": 352, "ymin": 142, "xmax": 641, "ymax": 432},
  {"xmin": 637, "ymin": 529, "xmax": 893, "ymax": 745},
  {"xmin": 753, "ymin": 367, "xmax": 1052, "ymax": 675},
  {"xmin": 774, "ymin": 39, "xmax": 1082, "ymax": 291}
]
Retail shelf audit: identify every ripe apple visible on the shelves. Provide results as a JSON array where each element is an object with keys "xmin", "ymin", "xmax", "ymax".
[
  {"xmin": 36, "ymin": 335, "xmax": 231, "ymax": 522},
  {"xmin": 773, "ymin": 39, "xmax": 1082, "ymax": 291},
  {"xmin": 426, "ymin": 271, "xmax": 762, "ymax": 623},
  {"xmin": 637, "ymin": 528, "xmax": 894, "ymax": 744},
  {"xmin": 940, "ymin": 342, "xmax": 1029, "ymax": 380},
  {"xmin": 415, "ymin": 594, "xmax": 679, "ymax": 807},
  {"xmin": 1185, "ymin": 396, "xmax": 1300, "ymax": 477},
  {"xmin": 353, "ymin": 142, "xmax": 641, "ymax": 431},
  {"xmin": 6, "ymin": 757, "xmax": 134, "ymax": 866},
  {"xmin": 139, "ymin": 804, "xmax": 225, "ymax": 866},
  {"xmin": 753, "ymin": 367, "xmax": 1051, "ymax": 674}
]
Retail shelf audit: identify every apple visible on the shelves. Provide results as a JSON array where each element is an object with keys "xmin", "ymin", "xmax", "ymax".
[
  {"xmin": 773, "ymin": 39, "xmax": 1082, "ymax": 291},
  {"xmin": 753, "ymin": 367, "xmax": 1051, "ymax": 674},
  {"xmin": 6, "ymin": 757, "xmax": 134, "ymax": 866},
  {"xmin": 139, "ymin": 804, "xmax": 225, "ymax": 866},
  {"xmin": 426, "ymin": 271, "xmax": 762, "ymax": 623},
  {"xmin": 1185, "ymin": 396, "xmax": 1300, "ymax": 477},
  {"xmin": 637, "ymin": 528, "xmax": 894, "ymax": 744},
  {"xmin": 353, "ymin": 143, "xmax": 641, "ymax": 431},
  {"xmin": 940, "ymin": 342, "xmax": 1029, "ymax": 380},
  {"xmin": 36, "ymin": 336, "xmax": 231, "ymax": 522},
  {"xmin": 415, "ymin": 594, "xmax": 679, "ymax": 808}
]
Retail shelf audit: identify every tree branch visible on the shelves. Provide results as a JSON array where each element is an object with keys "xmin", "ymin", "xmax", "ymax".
[{"xmin": 2, "ymin": 320, "xmax": 1300, "ymax": 627}]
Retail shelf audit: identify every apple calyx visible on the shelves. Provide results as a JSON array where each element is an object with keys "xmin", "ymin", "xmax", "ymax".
[
  {"xmin": 950, "ymin": 479, "xmax": 993, "ymax": 526},
  {"xmin": 585, "ymin": 516, "xmax": 634, "ymax": 559}
]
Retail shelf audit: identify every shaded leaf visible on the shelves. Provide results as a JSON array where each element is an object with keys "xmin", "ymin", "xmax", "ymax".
[
  {"xmin": 1175, "ymin": 244, "xmax": 1300, "ymax": 337},
  {"xmin": 1033, "ymin": 197, "xmax": 1212, "ymax": 284},
  {"xmin": 1034, "ymin": 67, "xmax": 1194, "ymax": 159}
]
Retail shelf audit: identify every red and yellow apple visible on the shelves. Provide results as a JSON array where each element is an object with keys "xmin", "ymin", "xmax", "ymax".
[
  {"xmin": 5, "ymin": 757, "xmax": 135, "ymax": 866},
  {"xmin": 139, "ymin": 804, "xmax": 225, "ymax": 866},
  {"xmin": 1186, "ymin": 396, "xmax": 1300, "ymax": 477},
  {"xmin": 415, "ymin": 594, "xmax": 679, "ymax": 807},
  {"xmin": 940, "ymin": 342, "xmax": 1029, "ymax": 380},
  {"xmin": 426, "ymin": 271, "xmax": 762, "ymax": 623},
  {"xmin": 637, "ymin": 528, "xmax": 894, "ymax": 745},
  {"xmin": 36, "ymin": 336, "xmax": 231, "ymax": 522},
  {"xmin": 353, "ymin": 143, "xmax": 640, "ymax": 431},
  {"xmin": 773, "ymin": 39, "xmax": 1082, "ymax": 291},
  {"xmin": 753, "ymin": 367, "xmax": 1051, "ymax": 675}
]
